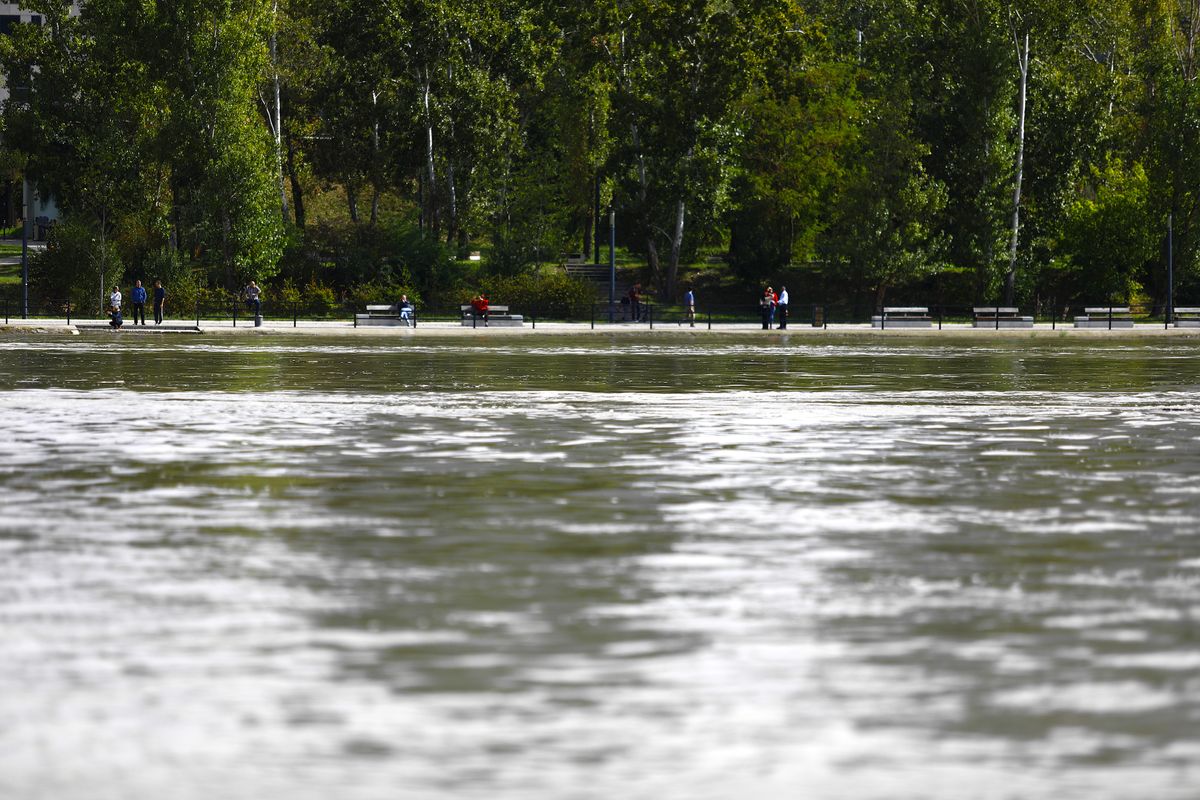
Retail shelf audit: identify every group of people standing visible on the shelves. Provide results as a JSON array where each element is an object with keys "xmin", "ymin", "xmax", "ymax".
[
  {"xmin": 108, "ymin": 280, "xmax": 167, "ymax": 328},
  {"xmin": 760, "ymin": 286, "xmax": 789, "ymax": 329}
]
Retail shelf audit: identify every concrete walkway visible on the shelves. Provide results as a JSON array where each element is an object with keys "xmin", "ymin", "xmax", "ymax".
[{"xmin": 5, "ymin": 317, "xmax": 1200, "ymax": 338}]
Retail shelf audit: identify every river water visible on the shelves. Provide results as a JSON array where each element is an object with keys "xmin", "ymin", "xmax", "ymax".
[{"xmin": 1, "ymin": 334, "xmax": 1198, "ymax": 799}]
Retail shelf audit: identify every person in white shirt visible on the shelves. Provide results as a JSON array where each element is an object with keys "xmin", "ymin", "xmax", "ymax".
[
  {"xmin": 777, "ymin": 286, "xmax": 789, "ymax": 329},
  {"xmin": 109, "ymin": 286, "xmax": 123, "ymax": 328}
]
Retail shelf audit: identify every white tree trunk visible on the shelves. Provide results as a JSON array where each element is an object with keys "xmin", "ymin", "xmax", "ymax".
[
  {"xmin": 1005, "ymin": 30, "xmax": 1029, "ymax": 306},
  {"xmin": 667, "ymin": 199, "xmax": 685, "ymax": 300},
  {"xmin": 270, "ymin": 0, "xmax": 287, "ymax": 224}
]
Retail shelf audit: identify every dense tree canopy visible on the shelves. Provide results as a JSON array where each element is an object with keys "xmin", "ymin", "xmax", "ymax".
[{"xmin": 3, "ymin": 0, "xmax": 1199, "ymax": 309}]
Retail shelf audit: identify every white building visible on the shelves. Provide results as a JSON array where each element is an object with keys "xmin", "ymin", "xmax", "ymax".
[{"xmin": 0, "ymin": 3, "xmax": 80, "ymax": 233}]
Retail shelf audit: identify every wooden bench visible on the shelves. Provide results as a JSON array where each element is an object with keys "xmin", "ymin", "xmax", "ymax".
[
  {"xmin": 871, "ymin": 307, "xmax": 931, "ymax": 329},
  {"xmin": 460, "ymin": 304, "xmax": 524, "ymax": 327},
  {"xmin": 1074, "ymin": 307, "xmax": 1134, "ymax": 329},
  {"xmin": 354, "ymin": 304, "xmax": 414, "ymax": 327},
  {"xmin": 973, "ymin": 306, "xmax": 1033, "ymax": 329},
  {"xmin": 1173, "ymin": 307, "xmax": 1200, "ymax": 328}
]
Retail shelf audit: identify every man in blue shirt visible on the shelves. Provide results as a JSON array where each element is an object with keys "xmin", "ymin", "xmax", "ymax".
[
  {"xmin": 129, "ymin": 280, "xmax": 147, "ymax": 325},
  {"xmin": 684, "ymin": 286, "xmax": 695, "ymax": 327}
]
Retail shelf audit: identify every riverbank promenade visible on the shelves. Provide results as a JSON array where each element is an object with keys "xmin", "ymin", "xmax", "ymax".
[{"xmin": 5, "ymin": 316, "xmax": 1200, "ymax": 338}]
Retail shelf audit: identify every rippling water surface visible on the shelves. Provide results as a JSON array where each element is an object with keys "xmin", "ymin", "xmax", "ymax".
[{"xmin": 2, "ymin": 334, "xmax": 1199, "ymax": 799}]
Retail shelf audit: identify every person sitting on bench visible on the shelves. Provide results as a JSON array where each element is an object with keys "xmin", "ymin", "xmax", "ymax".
[
  {"xmin": 398, "ymin": 295, "xmax": 414, "ymax": 326},
  {"xmin": 471, "ymin": 294, "xmax": 490, "ymax": 326}
]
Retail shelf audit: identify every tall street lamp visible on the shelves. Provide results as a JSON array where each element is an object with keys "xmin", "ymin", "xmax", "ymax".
[
  {"xmin": 21, "ymin": 177, "xmax": 31, "ymax": 319},
  {"xmin": 608, "ymin": 205, "xmax": 616, "ymax": 324}
]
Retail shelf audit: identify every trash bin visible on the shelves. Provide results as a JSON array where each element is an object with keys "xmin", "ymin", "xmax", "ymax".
[{"xmin": 254, "ymin": 314, "xmax": 263, "ymax": 327}]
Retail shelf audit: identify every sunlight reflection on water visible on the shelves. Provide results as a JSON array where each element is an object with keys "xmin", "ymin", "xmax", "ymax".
[{"xmin": 1, "ymin": 336, "xmax": 1199, "ymax": 799}]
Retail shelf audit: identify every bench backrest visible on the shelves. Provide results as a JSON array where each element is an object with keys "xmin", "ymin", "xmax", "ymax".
[
  {"xmin": 973, "ymin": 307, "xmax": 1020, "ymax": 314},
  {"xmin": 1083, "ymin": 307, "xmax": 1130, "ymax": 314},
  {"xmin": 460, "ymin": 304, "xmax": 509, "ymax": 312},
  {"xmin": 883, "ymin": 307, "xmax": 928, "ymax": 314},
  {"xmin": 1173, "ymin": 307, "xmax": 1200, "ymax": 313},
  {"xmin": 366, "ymin": 304, "xmax": 396, "ymax": 312}
]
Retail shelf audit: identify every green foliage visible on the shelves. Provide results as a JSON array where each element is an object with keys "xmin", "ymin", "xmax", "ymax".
[
  {"xmin": 137, "ymin": 248, "xmax": 202, "ymax": 310},
  {"xmin": 476, "ymin": 271, "xmax": 596, "ymax": 319},
  {"xmin": 1052, "ymin": 159, "xmax": 1156, "ymax": 302},
  {"xmin": 4, "ymin": 0, "xmax": 1199, "ymax": 309},
  {"xmin": 30, "ymin": 219, "xmax": 123, "ymax": 313}
]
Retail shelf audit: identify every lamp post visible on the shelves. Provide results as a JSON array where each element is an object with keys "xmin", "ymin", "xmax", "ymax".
[
  {"xmin": 21, "ymin": 177, "xmax": 30, "ymax": 319},
  {"xmin": 608, "ymin": 205, "xmax": 616, "ymax": 324},
  {"xmin": 1168, "ymin": 213, "xmax": 1174, "ymax": 326}
]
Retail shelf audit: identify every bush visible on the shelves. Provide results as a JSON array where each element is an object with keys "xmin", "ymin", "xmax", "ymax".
[
  {"xmin": 476, "ymin": 271, "xmax": 596, "ymax": 319},
  {"xmin": 135, "ymin": 247, "xmax": 201, "ymax": 310},
  {"xmin": 31, "ymin": 218, "xmax": 123, "ymax": 314}
]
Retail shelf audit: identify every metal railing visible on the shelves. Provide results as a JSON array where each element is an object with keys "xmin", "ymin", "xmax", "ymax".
[{"xmin": 1, "ymin": 290, "xmax": 1188, "ymax": 332}]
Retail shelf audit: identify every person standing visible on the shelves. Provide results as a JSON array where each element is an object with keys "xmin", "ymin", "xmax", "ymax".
[
  {"xmin": 684, "ymin": 286, "xmax": 696, "ymax": 327},
  {"xmin": 629, "ymin": 284, "xmax": 642, "ymax": 322},
  {"xmin": 153, "ymin": 280, "xmax": 166, "ymax": 325},
  {"xmin": 777, "ymin": 285, "xmax": 789, "ymax": 330},
  {"xmin": 244, "ymin": 280, "xmax": 262, "ymax": 316},
  {"xmin": 129, "ymin": 280, "xmax": 147, "ymax": 325},
  {"xmin": 760, "ymin": 288, "xmax": 774, "ymax": 330}
]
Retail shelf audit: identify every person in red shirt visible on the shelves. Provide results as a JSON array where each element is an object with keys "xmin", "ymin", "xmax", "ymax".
[{"xmin": 471, "ymin": 294, "xmax": 490, "ymax": 325}]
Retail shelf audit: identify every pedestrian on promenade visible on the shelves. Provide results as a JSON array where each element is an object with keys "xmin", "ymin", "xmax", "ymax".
[
  {"xmin": 129, "ymin": 280, "xmax": 147, "ymax": 325},
  {"xmin": 767, "ymin": 286, "xmax": 778, "ymax": 325},
  {"xmin": 245, "ymin": 280, "xmax": 262, "ymax": 316},
  {"xmin": 684, "ymin": 286, "xmax": 696, "ymax": 327},
  {"xmin": 153, "ymin": 280, "xmax": 166, "ymax": 325},
  {"xmin": 760, "ymin": 288, "xmax": 774, "ymax": 330},
  {"xmin": 629, "ymin": 284, "xmax": 642, "ymax": 322},
  {"xmin": 398, "ymin": 294, "xmax": 414, "ymax": 326},
  {"xmin": 777, "ymin": 285, "xmax": 789, "ymax": 329}
]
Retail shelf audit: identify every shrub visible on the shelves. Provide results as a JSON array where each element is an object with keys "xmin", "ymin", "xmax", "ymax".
[
  {"xmin": 31, "ymin": 218, "xmax": 123, "ymax": 314},
  {"xmin": 476, "ymin": 271, "xmax": 596, "ymax": 319}
]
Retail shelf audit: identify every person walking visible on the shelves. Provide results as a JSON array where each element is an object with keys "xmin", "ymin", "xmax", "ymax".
[
  {"xmin": 760, "ymin": 288, "xmax": 774, "ymax": 330},
  {"xmin": 777, "ymin": 285, "xmax": 789, "ymax": 329},
  {"xmin": 153, "ymin": 280, "xmax": 166, "ymax": 325},
  {"xmin": 684, "ymin": 286, "xmax": 696, "ymax": 327},
  {"xmin": 129, "ymin": 280, "xmax": 147, "ymax": 325}
]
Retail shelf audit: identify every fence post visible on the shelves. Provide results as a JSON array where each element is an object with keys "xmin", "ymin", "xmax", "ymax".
[
  {"xmin": 649, "ymin": 304, "xmax": 653, "ymax": 329},
  {"xmin": 1108, "ymin": 305, "xmax": 1113, "ymax": 331},
  {"xmin": 708, "ymin": 306, "xmax": 712, "ymax": 330},
  {"xmin": 532, "ymin": 308, "xmax": 536, "ymax": 329},
  {"xmin": 353, "ymin": 307, "xmax": 357, "ymax": 328},
  {"xmin": 293, "ymin": 302, "xmax": 297, "ymax": 328},
  {"xmin": 824, "ymin": 305, "xmax": 828, "ymax": 329},
  {"xmin": 196, "ymin": 300, "xmax": 200, "ymax": 329},
  {"xmin": 996, "ymin": 306, "xmax": 1000, "ymax": 331},
  {"xmin": 880, "ymin": 306, "xmax": 886, "ymax": 330},
  {"xmin": 1052, "ymin": 304, "xmax": 1057, "ymax": 330},
  {"xmin": 66, "ymin": 299, "xmax": 71, "ymax": 325},
  {"xmin": 938, "ymin": 305, "xmax": 943, "ymax": 330},
  {"xmin": 232, "ymin": 300, "xmax": 237, "ymax": 328},
  {"xmin": 591, "ymin": 303, "xmax": 595, "ymax": 330}
]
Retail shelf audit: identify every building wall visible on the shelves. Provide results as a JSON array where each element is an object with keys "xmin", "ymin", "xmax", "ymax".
[
  {"xmin": 0, "ymin": 2, "xmax": 81, "ymax": 103},
  {"xmin": 1, "ymin": 3, "xmax": 79, "ymax": 231}
]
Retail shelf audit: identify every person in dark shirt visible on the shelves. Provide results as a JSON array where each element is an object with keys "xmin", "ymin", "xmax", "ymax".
[
  {"xmin": 153, "ymin": 280, "xmax": 166, "ymax": 325},
  {"xmin": 129, "ymin": 280, "xmax": 147, "ymax": 325}
]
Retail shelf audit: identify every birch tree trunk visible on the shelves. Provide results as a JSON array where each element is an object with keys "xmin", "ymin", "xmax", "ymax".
[
  {"xmin": 423, "ymin": 68, "xmax": 438, "ymax": 236},
  {"xmin": 269, "ymin": 0, "xmax": 287, "ymax": 224},
  {"xmin": 666, "ymin": 198, "xmax": 685, "ymax": 300},
  {"xmin": 1004, "ymin": 30, "xmax": 1030, "ymax": 306}
]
